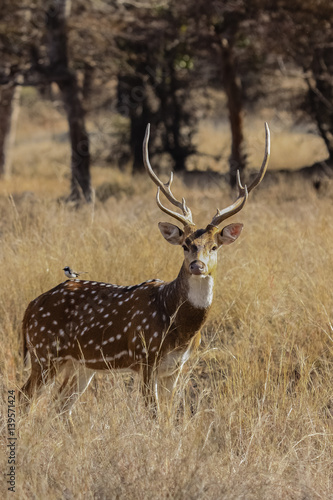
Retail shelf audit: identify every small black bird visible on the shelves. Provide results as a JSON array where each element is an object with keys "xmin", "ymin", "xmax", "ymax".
[{"xmin": 63, "ymin": 266, "xmax": 88, "ymax": 279}]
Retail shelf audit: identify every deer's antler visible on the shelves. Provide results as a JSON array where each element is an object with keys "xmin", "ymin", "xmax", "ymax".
[
  {"xmin": 143, "ymin": 124, "xmax": 194, "ymax": 227},
  {"xmin": 208, "ymin": 122, "xmax": 270, "ymax": 228}
]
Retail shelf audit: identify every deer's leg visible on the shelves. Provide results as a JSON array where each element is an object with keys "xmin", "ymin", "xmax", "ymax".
[
  {"xmin": 141, "ymin": 363, "xmax": 157, "ymax": 415},
  {"xmin": 59, "ymin": 364, "xmax": 95, "ymax": 415},
  {"xmin": 20, "ymin": 366, "xmax": 43, "ymax": 402},
  {"xmin": 20, "ymin": 359, "xmax": 57, "ymax": 404},
  {"xmin": 154, "ymin": 370, "xmax": 180, "ymax": 413},
  {"xmin": 156, "ymin": 333, "xmax": 201, "ymax": 413},
  {"xmin": 146, "ymin": 363, "xmax": 182, "ymax": 415}
]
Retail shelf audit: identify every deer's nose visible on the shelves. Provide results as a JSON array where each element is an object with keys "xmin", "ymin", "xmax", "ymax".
[{"xmin": 189, "ymin": 260, "xmax": 207, "ymax": 276}]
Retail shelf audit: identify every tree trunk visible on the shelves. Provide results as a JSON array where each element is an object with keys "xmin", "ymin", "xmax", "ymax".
[
  {"xmin": 0, "ymin": 84, "xmax": 21, "ymax": 178},
  {"xmin": 307, "ymin": 48, "xmax": 333, "ymax": 162},
  {"xmin": 117, "ymin": 73, "xmax": 150, "ymax": 173},
  {"xmin": 157, "ymin": 64, "xmax": 192, "ymax": 173},
  {"xmin": 130, "ymin": 111, "xmax": 149, "ymax": 173},
  {"xmin": 46, "ymin": 0, "xmax": 92, "ymax": 202},
  {"xmin": 220, "ymin": 37, "xmax": 246, "ymax": 188},
  {"xmin": 58, "ymin": 76, "xmax": 92, "ymax": 201}
]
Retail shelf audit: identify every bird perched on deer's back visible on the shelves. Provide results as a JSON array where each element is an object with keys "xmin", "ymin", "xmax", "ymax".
[{"xmin": 63, "ymin": 266, "xmax": 87, "ymax": 279}]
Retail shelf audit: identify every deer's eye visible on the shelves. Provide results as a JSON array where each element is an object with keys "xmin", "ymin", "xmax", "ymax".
[{"xmin": 211, "ymin": 245, "xmax": 218, "ymax": 252}]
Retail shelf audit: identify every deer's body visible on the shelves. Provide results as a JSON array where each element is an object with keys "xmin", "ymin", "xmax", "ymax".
[
  {"xmin": 23, "ymin": 273, "xmax": 209, "ymax": 375},
  {"xmin": 21, "ymin": 123, "xmax": 270, "ymax": 413},
  {"xmin": 21, "ymin": 231, "xmax": 217, "ymax": 409}
]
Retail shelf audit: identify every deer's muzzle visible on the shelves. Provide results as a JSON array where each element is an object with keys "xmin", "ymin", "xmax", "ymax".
[{"xmin": 189, "ymin": 260, "xmax": 207, "ymax": 276}]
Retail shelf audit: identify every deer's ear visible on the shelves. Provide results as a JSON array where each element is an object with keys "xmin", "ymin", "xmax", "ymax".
[
  {"xmin": 158, "ymin": 222, "xmax": 184, "ymax": 245},
  {"xmin": 216, "ymin": 223, "xmax": 243, "ymax": 246}
]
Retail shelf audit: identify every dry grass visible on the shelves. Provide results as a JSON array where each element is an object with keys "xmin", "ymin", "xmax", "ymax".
[{"xmin": 0, "ymin": 94, "xmax": 332, "ymax": 499}]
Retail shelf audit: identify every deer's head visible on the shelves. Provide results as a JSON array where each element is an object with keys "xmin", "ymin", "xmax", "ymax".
[{"xmin": 143, "ymin": 123, "xmax": 270, "ymax": 279}]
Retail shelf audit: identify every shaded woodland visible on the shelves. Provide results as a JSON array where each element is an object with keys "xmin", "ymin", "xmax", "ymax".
[{"xmin": 0, "ymin": 0, "xmax": 332, "ymax": 200}]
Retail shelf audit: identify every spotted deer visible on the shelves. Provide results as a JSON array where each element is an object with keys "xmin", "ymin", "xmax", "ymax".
[{"xmin": 20, "ymin": 123, "xmax": 270, "ymax": 413}]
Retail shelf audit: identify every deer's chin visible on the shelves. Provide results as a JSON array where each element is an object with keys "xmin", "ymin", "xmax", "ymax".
[
  {"xmin": 190, "ymin": 271, "xmax": 208, "ymax": 278},
  {"xmin": 190, "ymin": 269, "xmax": 206, "ymax": 277}
]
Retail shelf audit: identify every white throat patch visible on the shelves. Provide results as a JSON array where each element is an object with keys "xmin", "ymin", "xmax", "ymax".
[{"xmin": 187, "ymin": 275, "xmax": 214, "ymax": 309}]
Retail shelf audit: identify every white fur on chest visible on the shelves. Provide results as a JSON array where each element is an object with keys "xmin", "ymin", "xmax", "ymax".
[{"xmin": 187, "ymin": 275, "xmax": 214, "ymax": 309}]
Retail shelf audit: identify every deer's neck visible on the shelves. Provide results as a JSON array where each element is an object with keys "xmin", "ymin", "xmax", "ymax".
[
  {"xmin": 159, "ymin": 263, "xmax": 215, "ymax": 315},
  {"xmin": 156, "ymin": 264, "xmax": 213, "ymax": 343},
  {"xmin": 187, "ymin": 274, "xmax": 214, "ymax": 309}
]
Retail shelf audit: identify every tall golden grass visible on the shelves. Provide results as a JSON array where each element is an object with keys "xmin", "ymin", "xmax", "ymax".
[{"xmin": 0, "ymin": 94, "xmax": 332, "ymax": 498}]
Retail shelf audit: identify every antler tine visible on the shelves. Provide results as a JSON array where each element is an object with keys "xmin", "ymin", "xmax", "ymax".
[
  {"xmin": 209, "ymin": 174, "xmax": 249, "ymax": 228},
  {"xmin": 247, "ymin": 122, "xmax": 270, "ymax": 194},
  {"xmin": 155, "ymin": 188, "xmax": 193, "ymax": 226},
  {"xmin": 143, "ymin": 123, "xmax": 194, "ymax": 226},
  {"xmin": 208, "ymin": 122, "xmax": 270, "ymax": 228}
]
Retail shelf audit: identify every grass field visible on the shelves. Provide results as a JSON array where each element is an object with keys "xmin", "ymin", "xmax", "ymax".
[{"xmin": 0, "ymin": 94, "xmax": 332, "ymax": 499}]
